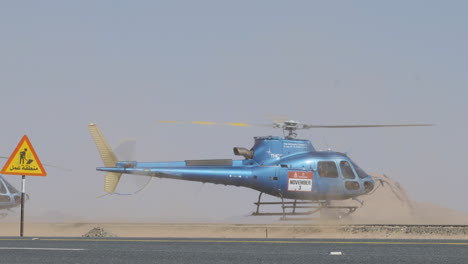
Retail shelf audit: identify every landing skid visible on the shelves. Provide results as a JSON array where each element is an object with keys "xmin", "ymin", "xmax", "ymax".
[{"xmin": 251, "ymin": 192, "xmax": 359, "ymax": 220}]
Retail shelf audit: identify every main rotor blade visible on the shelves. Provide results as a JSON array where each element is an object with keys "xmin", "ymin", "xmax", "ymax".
[
  {"xmin": 302, "ymin": 124, "xmax": 434, "ymax": 129},
  {"xmin": 0, "ymin": 156, "xmax": 71, "ymax": 171},
  {"xmin": 41, "ymin": 163, "xmax": 72, "ymax": 171},
  {"xmin": 159, "ymin": 120, "xmax": 264, "ymax": 127},
  {"xmin": 159, "ymin": 120, "xmax": 434, "ymax": 130}
]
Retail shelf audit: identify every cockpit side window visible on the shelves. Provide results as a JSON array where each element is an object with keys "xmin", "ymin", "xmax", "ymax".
[
  {"xmin": 340, "ymin": 161, "xmax": 356, "ymax": 179},
  {"xmin": 0, "ymin": 180, "xmax": 7, "ymax": 194},
  {"xmin": 318, "ymin": 161, "xmax": 338, "ymax": 178},
  {"xmin": 351, "ymin": 160, "xmax": 369, "ymax": 179}
]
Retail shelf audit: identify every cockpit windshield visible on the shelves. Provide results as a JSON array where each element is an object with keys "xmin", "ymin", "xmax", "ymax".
[
  {"xmin": 4, "ymin": 179, "xmax": 19, "ymax": 194},
  {"xmin": 350, "ymin": 160, "xmax": 369, "ymax": 179},
  {"xmin": 0, "ymin": 180, "xmax": 6, "ymax": 194}
]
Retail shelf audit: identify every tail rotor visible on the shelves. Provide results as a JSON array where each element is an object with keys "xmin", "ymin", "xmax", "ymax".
[{"xmin": 88, "ymin": 123, "xmax": 122, "ymax": 193}]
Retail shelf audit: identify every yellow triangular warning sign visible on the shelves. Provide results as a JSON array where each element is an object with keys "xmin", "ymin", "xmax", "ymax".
[{"xmin": 1, "ymin": 135, "xmax": 47, "ymax": 176}]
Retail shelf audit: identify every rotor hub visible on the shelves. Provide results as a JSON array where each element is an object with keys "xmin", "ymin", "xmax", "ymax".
[{"xmin": 274, "ymin": 120, "xmax": 302, "ymax": 139}]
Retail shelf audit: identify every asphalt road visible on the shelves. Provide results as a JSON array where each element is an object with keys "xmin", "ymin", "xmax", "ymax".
[{"xmin": 0, "ymin": 237, "xmax": 467, "ymax": 264}]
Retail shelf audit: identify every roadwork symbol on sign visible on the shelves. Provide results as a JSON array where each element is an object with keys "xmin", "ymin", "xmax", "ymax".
[{"xmin": 1, "ymin": 135, "xmax": 47, "ymax": 176}]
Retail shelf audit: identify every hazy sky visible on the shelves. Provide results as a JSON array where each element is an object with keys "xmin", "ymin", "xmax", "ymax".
[{"xmin": 1, "ymin": 1, "xmax": 467, "ymax": 222}]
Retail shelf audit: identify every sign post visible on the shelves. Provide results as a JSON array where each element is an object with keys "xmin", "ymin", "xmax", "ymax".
[
  {"xmin": 1, "ymin": 135, "xmax": 46, "ymax": 237},
  {"xmin": 20, "ymin": 175, "xmax": 25, "ymax": 236}
]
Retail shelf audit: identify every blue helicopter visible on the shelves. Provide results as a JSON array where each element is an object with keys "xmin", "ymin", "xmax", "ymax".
[
  {"xmin": 88, "ymin": 121, "xmax": 431, "ymax": 219},
  {"xmin": 0, "ymin": 175, "xmax": 24, "ymax": 218}
]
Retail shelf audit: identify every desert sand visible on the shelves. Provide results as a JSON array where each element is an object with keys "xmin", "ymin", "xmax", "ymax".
[{"xmin": 1, "ymin": 222, "xmax": 468, "ymax": 239}]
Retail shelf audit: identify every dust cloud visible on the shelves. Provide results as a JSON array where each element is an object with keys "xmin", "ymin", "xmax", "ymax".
[{"xmin": 343, "ymin": 173, "xmax": 468, "ymax": 225}]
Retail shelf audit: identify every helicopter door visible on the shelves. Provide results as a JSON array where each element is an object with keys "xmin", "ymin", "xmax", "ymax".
[
  {"xmin": 273, "ymin": 166, "xmax": 288, "ymax": 194},
  {"xmin": 0, "ymin": 179, "xmax": 11, "ymax": 202},
  {"xmin": 317, "ymin": 161, "xmax": 341, "ymax": 198}
]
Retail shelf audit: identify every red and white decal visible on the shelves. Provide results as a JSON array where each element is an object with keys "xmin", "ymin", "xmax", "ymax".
[{"xmin": 287, "ymin": 171, "xmax": 313, "ymax": 192}]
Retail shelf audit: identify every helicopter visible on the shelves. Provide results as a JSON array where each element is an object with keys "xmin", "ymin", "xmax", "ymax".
[
  {"xmin": 0, "ymin": 175, "xmax": 24, "ymax": 218},
  {"xmin": 0, "ymin": 156, "xmax": 25, "ymax": 218},
  {"xmin": 88, "ymin": 120, "xmax": 432, "ymax": 220}
]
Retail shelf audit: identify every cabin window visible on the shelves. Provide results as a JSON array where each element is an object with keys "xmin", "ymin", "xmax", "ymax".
[
  {"xmin": 345, "ymin": 181, "xmax": 360, "ymax": 190},
  {"xmin": 340, "ymin": 161, "xmax": 356, "ymax": 179},
  {"xmin": 318, "ymin": 161, "xmax": 338, "ymax": 178},
  {"xmin": 0, "ymin": 181, "xmax": 6, "ymax": 194}
]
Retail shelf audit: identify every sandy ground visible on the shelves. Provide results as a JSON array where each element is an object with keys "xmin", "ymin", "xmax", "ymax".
[
  {"xmin": 1, "ymin": 223, "xmax": 468, "ymax": 239},
  {"xmin": 1, "ymin": 174, "xmax": 468, "ymax": 239}
]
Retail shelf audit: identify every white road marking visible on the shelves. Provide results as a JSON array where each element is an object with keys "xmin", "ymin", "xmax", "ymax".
[{"xmin": 0, "ymin": 247, "xmax": 87, "ymax": 251}]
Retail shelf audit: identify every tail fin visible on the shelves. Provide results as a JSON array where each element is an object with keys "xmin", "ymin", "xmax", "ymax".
[{"xmin": 88, "ymin": 123, "xmax": 122, "ymax": 193}]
